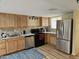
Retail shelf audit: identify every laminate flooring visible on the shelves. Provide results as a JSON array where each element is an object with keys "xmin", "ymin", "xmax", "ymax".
[
  {"xmin": 36, "ymin": 44, "xmax": 79, "ymax": 59},
  {"xmin": 0, "ymin": 44, "xmax": 79, "ymax": 59}
]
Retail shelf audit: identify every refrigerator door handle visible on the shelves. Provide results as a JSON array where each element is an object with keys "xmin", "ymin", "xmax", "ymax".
[{"xmin": 63, "ymin": 22, "xmax": 64, "ymax": 35}]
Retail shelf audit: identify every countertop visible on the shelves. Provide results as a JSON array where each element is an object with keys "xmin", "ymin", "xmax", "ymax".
[
  {"xmin": 0, "ymin": 33, "xmax": 35, "ymax": 40},
  {"xmin": 21, "ymin": 33, "xmax": 35, "ymax": 37},
  {"xmin": 0, "ymin": 32, "xmax": 56, "ymax": 40},
  {"xmin": 43, "ymin": 32, "xmax": 56, "ymax": 34}
]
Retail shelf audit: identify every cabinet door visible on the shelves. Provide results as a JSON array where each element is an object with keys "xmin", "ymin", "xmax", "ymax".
[
  {"xmin": 0, "ymin": 14, "xmax": 4, "ymax": 28},
  {"xmin": 50, "ymin": 34, "xmax": 56, "ymax": 45},
  {"xmin": 16, "ymin": 15, "xmax": 21, "ymax": 28},
  {"xmin": 41, "ymin": 17, "xmax": 49, "ymax": 26},
  {"xmin": 9, "ymin": 14, "xmax": 15, "ymax": 28},
  {"xmin": 16, "ymin": 15, "xmax": 27, "ymax": 28},
  {"xmin": 0, "ymin": 14, "xmax": 18, "ymax": 28},
  {"xmin": 13, "ymin": 15, "xmax": 19, "ymax": 28},
  {"xmin": 0, "ymin": 14, "xmax": 10, "ymax": 28},
  {"xmin": 46, "ymin": 34, "xmax": 50, "ymax": 44},
  {"xmin": 0, "ymin": 40, "xmax": 6, "ymax": 50},
  {"xmin": 0, "ymin": 40, "xmax": 6, "ymax": 56},
  {"xmin": 0, "ymin": 49, "xmax": 6, "ymax": 56},
  {"xmin": 20, "ymin": 16, "xmax": 27, "ymax": 28},
  {"xmin": 17, "ymin": 37, "xmax": 25, "ymax": 50},
  {"xmin": 0, "ymin": 43, "xmax": 6, "ymax": 50},
  {"xmin": 6, "ymin": 39, "xmax": 17, "ymax": 54},
  {"xmin": 46, "ymin": 34, "xmax": 56, "ymax": 45}
]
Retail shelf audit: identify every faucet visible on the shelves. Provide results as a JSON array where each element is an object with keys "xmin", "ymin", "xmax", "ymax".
[{"xmin": 43, "ymin": 28, "xmax": 46, "ymax": 32}]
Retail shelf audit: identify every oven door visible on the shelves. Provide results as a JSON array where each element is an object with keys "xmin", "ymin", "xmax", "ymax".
[{"xmin": 35, "ymin": 33, "xmax": 45, "ymax": 47}]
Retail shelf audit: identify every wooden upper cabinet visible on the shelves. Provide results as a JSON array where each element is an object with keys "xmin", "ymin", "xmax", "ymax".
[
  {"xmin": 0, "ymin": 14, "xmax": 17, "ymax": 28},
  {"xmin": 0, "ymin": 13, "xmax": 50, "ymax": 28},
  {"xmin": 41, "ymin": 17, "xmax": 50, "ymax": 27},
  {"xmin": 16, "ymin": 15, "xmax": 27, "ymax": 28},
  {"xmin": 20, "ymin": 15, "xmax": 27, "ymax": 28},
  {"xmin": 0, "ymin": 14, "xmax": 10, "ymax": 28},
  {"xmin": 9, "ymin": 14, "xmax": 15, "ymax": 28},
  {"xmin": 0, "ymin": 14, "xmax": 4, "ymax": 28},
  {"xmin": 16, "ymin": 15, "xmax": 21, "ymax": 28},
  {"xmin": 0, "ymin": 13, "xmax": 27, "ymax": 28}
]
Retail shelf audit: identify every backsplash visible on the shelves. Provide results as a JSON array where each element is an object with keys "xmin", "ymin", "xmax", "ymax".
[{"xmin": 0, "ymin": 27, "xmax": 48, "ymax": 38}]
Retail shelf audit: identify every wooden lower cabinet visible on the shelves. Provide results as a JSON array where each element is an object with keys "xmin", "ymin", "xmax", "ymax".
[
  {"xmin": 50, "ymin": 34, "xmax": 56, "ymax": 45},
  {"xmin": 0, "ymin": 49, "xmax": 6, "ymax": 56},
  {"xmin": 45, "ymin": 33, "xmax": 56, "ymax": 45},
  {"xmin": 45, "ymin": 33, "xmax": 50, "ymax": 44},
  {"xmin": 6, "ymin": 38, "xmax": 17, "ymax": 54},
  {"xmin": 6, "ymin": 36, "xmax": 25, "ymax": 54},
  {"xmin": 17, "ymin": 37, "xmax": 25, "ymax": 50},
  {"xmin": 0, "ymin": 36, "xmax": 31, "ymax": 55},
  {"xmin": 6, "ymin": 37, "xmax": 25, "ymax": 54},
  {"xmin": 0, "ymin": 40, "xmax": 6, "ymax": 56}
]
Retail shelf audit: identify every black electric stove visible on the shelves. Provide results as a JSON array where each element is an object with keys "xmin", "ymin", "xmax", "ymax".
[{"xmin": 31, "ymin": 28, "xmax": 45, "ymax": 47}]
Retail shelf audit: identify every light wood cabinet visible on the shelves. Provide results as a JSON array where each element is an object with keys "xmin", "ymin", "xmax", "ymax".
[
  {"xmin": 0, "ymin": 13, "xmax": 27, "ymax": 28},
  {"xmin": 45, "ymin": 33, "xmax": 56, "ymax": 45},
  {"xmin": 17, "ymin": 36, "xmax": 25, "ymax": 50},
  {"xmin": 0, "ymin": 14, "xmax": 17, "ymax": 28},
  {"xmin": 20, "ymin": 16, "xmax": 27, "ymax": 28},
  {"xmin": 15, "ymin": 15, "xmax": 27, "ymax": 28},
  {"xmin": 0, "ymin": 36, "xmax": 26, "ymax": 55},
  {"xmin": 9, "ymin": 14, "xmax": 15, "ymax": 28},
  {"xmin": 50, "ymin": 34, "xmax": 56, "ymax": 45},
  {"xmin": 0, "ymin": 13, "xmax": 51, "ymax": 28},
  {"xmin": 41, "ymin": 17, "xmax": 50, "ymax": 27},
  {"xmin": 0, "ymin": 40, "xmax": 6, "ymax": 56},
  {"xmin": 16, "ymin": 15, "xmax": 21, "ymax": 28},
  {"xmin": 0, "ymin": 49, "xmax": 6, "ymax": 56},
  {"xmin": 0, "ymin": 14, "xmax": 9, "ymax": 28},
  {"xmin": 45, "ymin": 33, "xmax": 50, "ymax": 44},
  {"xmin": 6, "ymin": 38, "xmax": 17, "ymax": 54}
]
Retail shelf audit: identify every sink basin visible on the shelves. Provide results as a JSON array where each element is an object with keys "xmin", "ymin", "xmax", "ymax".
[{"xmin": 8, "ymin": 34, "xmax": 19, "ymax": 37}]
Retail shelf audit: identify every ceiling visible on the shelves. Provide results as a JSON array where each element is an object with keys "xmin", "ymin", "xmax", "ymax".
[{"xmin": 0, "ymin": 0, "xmax": 78, "ymax": 17}]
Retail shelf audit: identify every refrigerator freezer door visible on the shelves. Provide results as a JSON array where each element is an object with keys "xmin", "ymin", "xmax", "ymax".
[
  {"xmin": 63, "ymin": 20, "xmax": 72, "ymax": 40},
  {"xmin": 57, "ymin": 20, "xmax": 63, "ymax": 39},
  {"xmin": 56, "ymin": 39, "xmax": 70, "ymax": 54}
]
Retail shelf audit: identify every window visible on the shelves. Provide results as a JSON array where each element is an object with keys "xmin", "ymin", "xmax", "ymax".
[
  {"xmin": 50, "ymin": 18, "xmax": 57, "ymax": 29},
  {"xmin": 50, "ymin": 17, "xmax": 62, "ymax": 29}
]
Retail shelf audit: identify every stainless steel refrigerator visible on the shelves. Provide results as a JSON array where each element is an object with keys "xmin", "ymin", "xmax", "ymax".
[{"xmin": 56, "ymin": 19, "xmax": 73, "ymax": 54}]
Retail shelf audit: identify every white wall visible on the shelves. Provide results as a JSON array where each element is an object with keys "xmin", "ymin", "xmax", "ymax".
[{"xmin": 72, "ymin": 9, "xmax": 79, "ymax": 55}]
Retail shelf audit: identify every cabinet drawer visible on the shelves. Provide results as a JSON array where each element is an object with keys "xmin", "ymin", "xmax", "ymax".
[
  {"xmin": 0, "ymin": 49, "xmax": 6, "ymax": 56},
  {"xmin": 0, "ymin": 43, "xmax": 5, "ymax": 49},
  {"xmin": 0, "ymin": 40, "xmax": 5, "ymax": 44}
]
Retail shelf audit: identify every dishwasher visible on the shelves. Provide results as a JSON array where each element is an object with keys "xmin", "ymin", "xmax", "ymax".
[{"xmin": 25, "ymin": 36, "xmax": 35, "ymax": 49}]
